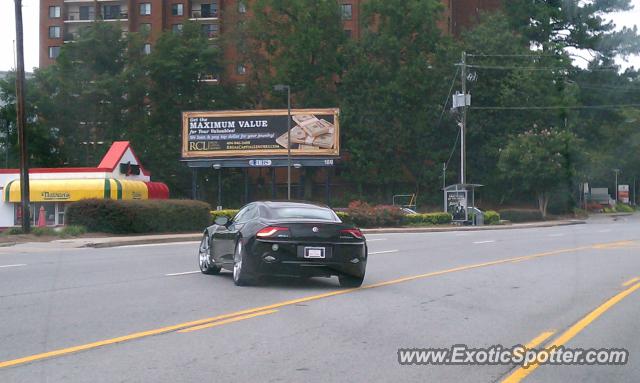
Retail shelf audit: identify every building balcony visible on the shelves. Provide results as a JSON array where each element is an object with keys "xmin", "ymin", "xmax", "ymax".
[
  {"xmin": 65, "ymin": 11, "xmax": 96, "ymax": 23},
  {"xmin": 190, "ymin": 10, "xmax": 219, "ymax": 20},
  {"xmin": 102, "ymin": 12, "xmax": 128, "ymax": 21}
]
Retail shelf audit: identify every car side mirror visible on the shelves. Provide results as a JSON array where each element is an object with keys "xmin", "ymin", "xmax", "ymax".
[{"xmin": 214, "ymin": 216, "xmax": 229, "ymax": 226}]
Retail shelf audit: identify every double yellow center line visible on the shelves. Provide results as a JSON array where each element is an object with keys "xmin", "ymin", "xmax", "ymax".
[
  {"xmin": 502, "ymin": 278, "xmax": 640, "ymax": 382},
  {"xmin": 0, "ymin": 239, "xmax": 636, "ymax": 370}
]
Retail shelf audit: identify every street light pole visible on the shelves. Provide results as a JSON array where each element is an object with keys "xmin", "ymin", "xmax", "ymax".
[
  {"xmin": 274, "ymin": 84, "xmax": 292, "ymax": 200},
  {"xmin": 14, "ymin": 0, "xmax": 30, "ymax": 233},
  {"xmin": 613, "ymin": 169, "xmax": 620, "ymax": 203}
]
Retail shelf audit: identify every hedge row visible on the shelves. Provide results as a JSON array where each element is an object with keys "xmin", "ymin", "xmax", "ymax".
[
  {"xmin": 498, "ymin": 209, "xmax": 543, "ymax": 223},
  {"xmin": 66, "ymin": 199, "xmax": 211, "ymax": 234},
  {"xmin": 210, "ymin": 207, "xmax": 454, "ymax": 227},
  {"xmin": 404, "ymin": 212, "xmax": 453, "ymax": 225}
]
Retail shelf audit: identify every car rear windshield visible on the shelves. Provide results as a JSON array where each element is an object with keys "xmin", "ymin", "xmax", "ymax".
[{"xmin": 270, "ymin": 207, "xmax": 337, "ymax": 221}]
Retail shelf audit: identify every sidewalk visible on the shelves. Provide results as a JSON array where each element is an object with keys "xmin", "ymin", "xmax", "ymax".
[{"xmin": 38, "ymin": 219, "xmax": 585, "ymax": 249}]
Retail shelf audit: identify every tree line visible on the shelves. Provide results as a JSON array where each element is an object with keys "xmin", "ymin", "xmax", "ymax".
[{"xmin": 0, "ymin": 0, "xmax": 639, "ymax": 213}]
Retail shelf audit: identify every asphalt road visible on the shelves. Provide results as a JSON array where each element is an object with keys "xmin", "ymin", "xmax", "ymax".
[{"xmin": 1, "ymin": 214, "xmax": 639, "ymax": 382}]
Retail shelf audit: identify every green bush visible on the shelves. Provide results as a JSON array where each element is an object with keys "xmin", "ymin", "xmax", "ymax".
[
  {"xmin": 484, "ymin": 210, "xmax": 500, "ymax": 225},
  {"xmin": 3, "ymin": 227, "xmax": 24, "ymax": 235},
  {"xmin": 31, "ymin": 227, "xmax": 56, "ymax": 236},
  {"xmin": 66, "ymin": 199, "xmax": 211, "ymax": 234},
  {"xmin": 498, "ymin": 209, "xmax": 544, "ymax": 223},
  {"xmin": 346, "ymin": 201, "xmax": 404, "ymax": 227},
  {"xmin": 404, "ymin": 212, "xmax": 452, "ymax": 225},
  {"xmin": 614, "ymin": 203, "xmax": 634, "ymax": 213},
  {"xmin": 211, "ymin": 209, "xmax": 240, "ymax": 222},
  {"xmin": 60, "ymin": 225, "xmax": 87, "ymax": 237}
]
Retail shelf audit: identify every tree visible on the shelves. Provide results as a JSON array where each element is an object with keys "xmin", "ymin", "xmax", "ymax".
[
  {"xmin": 144, "ymin": 21, "xmax": 236, "ymax": 195},
  {"xmin": 237, "ymin": 0, "xmax": 348, "ymax": 108},
  {"xmin": 498, "ymin": 128, "xmax": 581, "ymax": 217},
  {"xmin": 32, "ymin": 22, "xmax": 133, "ymax": 165},
  {"xmin": 338, "ymin": 0, "xmax": 458, "ymax": 202},
  {"xmin": 0, "ymin": 72, "xmax": 61, "ymax": 168},
  {"xmin": 503, "ymin": 0, "xmax": 640, "ymax": 58}
]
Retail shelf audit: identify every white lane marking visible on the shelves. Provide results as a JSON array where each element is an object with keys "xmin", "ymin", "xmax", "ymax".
[
  {"xmin": 118, "ymin": 241, "xmax": 200, "ymax": 248},
  {"xmin": 548, "ymin": 234, "xmax": 565, "ymax": 237},
  {"xmin": 165, "ymin": 270, "xmax": 201, "ymax": 277},
  {"xmin": 598, "ymin": 229, "xmax": 612, "ymax": 233},
  {"xmin": 473, "ymin": 240, "xmax": 495, "ymax": 244},
  {"xmin": 0, "ymin": 264, "xmax": 27, "ymax": 269},
  {"xmin": 369, "ymin": 250, "xmax": 399, "ymax": 255},
  {"xmin": 366, "ymin": 238, "xmax": 387, "ymax": 242}
]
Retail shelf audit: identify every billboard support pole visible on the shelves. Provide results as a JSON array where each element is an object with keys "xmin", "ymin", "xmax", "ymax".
[
  {"xmin": 286, "ymin": 86, "xmax": 292, "ymax": 200},
  {"xmin": 271, "ymin": 168, "xmax": 277, "ymax": 199},
  {"xmin": 244, "ymin": 168, "xmax": 249, "ymax": 203},
  {"xmin": 191, "ymin": 168, "xmax": 197, "ymax": 200},
  {"xmin": 325, "ymin": 168, "xmax": 331, "ymax": 206}
]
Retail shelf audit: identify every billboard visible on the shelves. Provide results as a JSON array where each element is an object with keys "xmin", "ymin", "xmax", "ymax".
[{"xmin": 182, "ymin": 109, "xmax": 340, "ymax": 158}]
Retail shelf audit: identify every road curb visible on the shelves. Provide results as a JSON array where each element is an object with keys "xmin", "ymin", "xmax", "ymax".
[
  {"xmin": 360, "ymin": 220, "xmax": 586, "ymax": 234},
  {"xmin": 85, "ymin": 236, "xmax": 202, "ymax": 248},
  {"xmin": 80, "ymin": 220, "xmax": 586, "ymax": 248}
]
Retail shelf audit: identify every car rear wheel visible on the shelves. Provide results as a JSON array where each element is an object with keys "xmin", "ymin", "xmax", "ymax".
[
  {"xmin": 338, "ymin": 274, "xmax": 364, "ymax": 288},
  {"xmin": 233, "ymin": 240, "xmax": 253, "ymax": 286},
  {"xmin": 199, "ymin": 234, "xmax": 221, "ymax": 275}
]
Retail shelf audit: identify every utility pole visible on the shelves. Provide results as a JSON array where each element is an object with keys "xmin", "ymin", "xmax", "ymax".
[
  {"xmin": 442, "ymin": 162, "xmax": 446, "ymax": 190},
  {"xmin": 460, "ymin": 51, "xmax": 467, "ymax": 185},
  {"xmin": 14, "ymin": 0, "xmax": 30, "ymax": 233},
  {"xmin": 613, "ymin": 169, "xmax": 620, "ymax": 203}
]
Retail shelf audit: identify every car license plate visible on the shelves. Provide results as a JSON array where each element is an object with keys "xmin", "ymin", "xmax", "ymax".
[{"xmin": 304, "ymin": 247, "xmax": 325, "ymax": 259}]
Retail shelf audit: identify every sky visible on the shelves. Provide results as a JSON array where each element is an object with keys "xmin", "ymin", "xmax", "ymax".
[{"xmin": 0, "ymin": 0, "xmax": 639, "ymax": 72}]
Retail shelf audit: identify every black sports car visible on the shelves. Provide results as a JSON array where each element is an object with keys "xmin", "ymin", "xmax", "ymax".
[{"xmin": 198, "ymin": 201, "xmax": 367, "ymax": 287}]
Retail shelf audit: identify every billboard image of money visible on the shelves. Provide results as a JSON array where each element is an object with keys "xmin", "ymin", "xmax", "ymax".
[{"xmin": 182, "ymin": 109, "xmax": 339, "ymax": 158}]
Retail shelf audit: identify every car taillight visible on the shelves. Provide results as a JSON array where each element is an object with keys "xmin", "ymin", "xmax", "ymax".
[
  {"xmin": 340, "ymin": 228, "xmax": 364, "ymax": 239},
  {"xmin": 256, "ymin": 226, "xmax": 290, "ymax": 238}
]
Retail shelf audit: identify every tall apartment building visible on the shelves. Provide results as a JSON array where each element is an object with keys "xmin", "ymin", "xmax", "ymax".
[{"xmin": 39, "ymin": 1, "xmax": 499, "ymax": 79}]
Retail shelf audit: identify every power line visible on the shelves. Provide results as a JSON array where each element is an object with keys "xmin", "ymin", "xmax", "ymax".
[
  {"xmin": 466, "ymin": 65, "xmax": 618, "ymax": 71},
  {"xmin": 467, "ymin": 53, "xmax": 559, "ymax": 58},
  {"xmin": 471, "ymin": 104, "xmax": 640, "ymax": 110}
]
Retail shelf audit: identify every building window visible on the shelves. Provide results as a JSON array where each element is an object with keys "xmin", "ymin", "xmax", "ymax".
[
  {"xmin": 49, "ymin": 6, "xmax": 61, "ymax": 18},
  {"xmin": 48, "ymin": 46, "xmax": 61, "ymax": 59},
  {"xmin": 172, "ymin": 24, "xmax": 183, "ymax": 33},
  {"xmin": 49, "ymin": 26, "xmax": 61, "ymax": 39},
  {"xmin": 139, "ymin": 3, "xmax": 151, "ymax": 16},
  {"xmin": 172, "ymin": 3, "xmax": 183, "ymax": 16},
  {"xmin": 341, "ymin": 4, "xmax": 352, "ymax": 20},
  {"xmin": 236, "ymin": 63, "xmax": 247, "ymax": 75},
  {"xmin": 344, "ymin": 29, "xmax": 352, "ymax": 39},
  {"xmin": 79, "ymin": 6, "xmax": 93, "ymax": 20},
  {"xmin": 103, "ymin": 5, "xmax": 121, "ymax": 20},
  {"xmin": 143, "ymin": 43, "xmax": 151, "ymax": 55},
  {"xmin": 200, "ymin": 1, "xmax": 218, "ymax": 18},
  {"xmin": 140, "ymin": 23, "xmax": 152, "ymax": 33},
  {"xmin": 238, "ymin": 1, "xmax": 247, "ymax": 13},
  {"xmin": 201, "ymin": 23, "xmax": 219, "ymax": 38}
]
